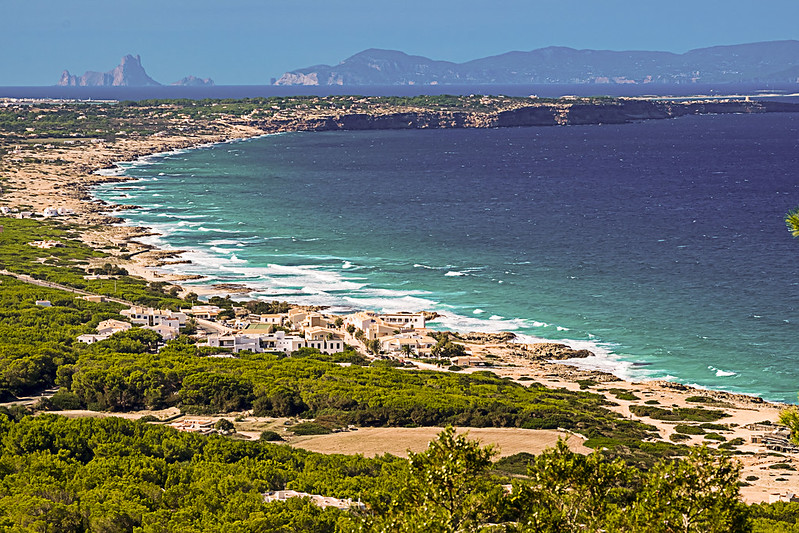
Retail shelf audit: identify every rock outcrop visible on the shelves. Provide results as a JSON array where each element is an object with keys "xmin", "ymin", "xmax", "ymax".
[
  {"xmin": 521, "ymin": 343, "xmax": 594, "ymax": 360},
  {"xmin": 58, "ymin": 55, "xmax": 161, "ymax": 87}
]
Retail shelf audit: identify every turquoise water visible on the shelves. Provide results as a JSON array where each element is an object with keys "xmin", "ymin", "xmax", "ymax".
[{"xmin": 95, "ymin": 113, "xmax": 799, "ymax": 402}]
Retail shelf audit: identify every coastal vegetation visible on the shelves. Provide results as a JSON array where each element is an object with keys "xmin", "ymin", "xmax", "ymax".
[{"xmin": 0, "ymin": 415, "xmax": 793, "ymax": 532}]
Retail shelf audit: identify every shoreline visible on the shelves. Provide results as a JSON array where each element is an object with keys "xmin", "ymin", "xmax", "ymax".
[{"xmin": 1, "ymin": 95, "xmax": 797, "ymax": 502}]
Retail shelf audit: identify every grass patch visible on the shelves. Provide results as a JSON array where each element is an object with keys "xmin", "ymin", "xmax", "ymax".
[
  {"xmin": 608, "ymin": 389, "xmax": 639, "ymax": 401},
  {"xmin": 629, "ymin": 405, "xmax": 730, "ymax": 422}
]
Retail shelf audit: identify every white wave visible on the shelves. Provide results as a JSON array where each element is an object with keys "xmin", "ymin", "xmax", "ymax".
[
  {"xmin": 557, "ymin": 326, "xmax": 570, "ymax": 331},
  {"xmin": 445, "ymin": 271, "xmax": 467, "ymax": 277},
  {"xmin": 489, "ymin": 315, "xmax": 504, "ymax": 320},
  {"xmin": 709, "ymin": 366, "xmax": 737, "ymax": 377},
  {"xmin": 342, "ymin": 261, "xmax": 353, "ymax": 269},
  {"xmin": 205, "ymin": 239, "xmax": 244, "ymax": 246},
  {"xmin": 228, "ymin": 254, "xmax": 247, "ymax": 264},
  {"xmin": 473, "ymin": 309, "xmax": 485, "ymax": 315},
  {"xmin": 197, "ymin": 227, "xmax": 238, "ymax": 233}
]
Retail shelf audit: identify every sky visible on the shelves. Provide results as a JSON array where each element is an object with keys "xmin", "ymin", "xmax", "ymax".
[{"xmin": 2, "ymin": 0, "xmax": 798, "ymax": 86}]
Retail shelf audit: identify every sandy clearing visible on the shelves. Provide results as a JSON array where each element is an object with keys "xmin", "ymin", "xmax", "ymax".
[{"xmin": 290, "ymin": 426, "xmax": 591, "ymax": 458}]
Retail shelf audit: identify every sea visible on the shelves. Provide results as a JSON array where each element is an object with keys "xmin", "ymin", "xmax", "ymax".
[{"xmin": 86, "ymin": 84, "xmax": 799, "ymax": 404}]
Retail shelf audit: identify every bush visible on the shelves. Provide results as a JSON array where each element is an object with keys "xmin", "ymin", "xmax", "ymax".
[
  {"xmin": 215, "ymin": 418, "xmax": 235, "ymax": 432},
  {"xmin": 704, "ymin": 432, "xmax": 726, "ymax": 441},
  {"xmin": 669, "ymin": 433, "xmax": 691, "ymax": 442},
  {"xmin": 448, "ymin": 365, "xmax": 463, "ymax": 372},
  {"xmin": 259, "ymin": 430, "xmax": 284, "ymax": 442},
  {"xmin": 674, "ymin": 424, "xmax": 705, "ymax": 435},
  {"xmin": 608, "ymin": 388, "xmax": 639, "ymax": 401}
]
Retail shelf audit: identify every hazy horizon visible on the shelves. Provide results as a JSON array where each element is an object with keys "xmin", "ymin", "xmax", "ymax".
[{"xmin": 2, "ymin": 0, "xmax": 798, "ymax": 86}]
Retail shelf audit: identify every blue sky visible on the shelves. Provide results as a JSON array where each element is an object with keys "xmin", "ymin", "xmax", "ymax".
[{"xmin": 2, "ymin": 0, "xmax": 798, "ymax": 85}]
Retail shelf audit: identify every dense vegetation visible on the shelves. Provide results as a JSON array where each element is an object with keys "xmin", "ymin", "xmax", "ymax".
[
  {"xmin": 0, "ymin": 218, "xmax": 185, "ymax": 309},
  {"xmin": 0, "ymin": 415, "xmax": 794, "ymax": 532}
]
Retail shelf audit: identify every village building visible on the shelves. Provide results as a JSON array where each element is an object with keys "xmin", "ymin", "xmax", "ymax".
[
  {"xmin": 304, "ymin": 327, "xmax": 345, "ymax": 354},
  {"xmin": 96, "ymin": 319, "xmax": 132, "ymax": 335},
  {"xmin": 122, "ymin": 306, "xmax": 186, "ymax": 327},
  {"xmin": 379, "ymin": 312, "xmax": 426, "ymax": 330},
  {"xmin": 41, "ymin": 207, "xmax": 59, "ymax": 217},
  {"xmin": 451, "ymin": 356, "xmax": 488, "ymax": 368},
  {"xmin": 381, "ymin": 331, "xmax": 437, "ymax": 355},
  {"xmin": 35, "ymin": 300, "xmax": 51, "ymax": 307},
  {"xmin": 183, "ymin": 305, "xmax": 221, "ymax": 320},
  {"xmin": 143, "ymin": 323, "xmax": 180, "ymax": 341},
  {"xmin": 260, "ymin": 330, "xmax": 307, "ymax": 354},
  {"xmin": 259, "ymin": 313, "xmax": 287, "ymax": 325},
  {"xmin": 207, "ymin": 333, "xmax": 261, "ymax": 353}
]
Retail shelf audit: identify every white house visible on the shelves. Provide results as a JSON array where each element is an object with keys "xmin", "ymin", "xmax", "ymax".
[
  {"xmin": 97, "ymin": 319, "xmax": 132, "ymax": 335},
  {"xmin": 143, "ymin": 323, "xmax": 179, "ymax": 341},
  {"xmin": 42, "ymin": 207, "xmax": 59, "ymax": 218},
  {"xmin": 379, "ymin": 312, "xmax": 426, "ymax": 330},
  {"xmin": 183, "ymin": 305, "xmax": 221, "ymax": 320},
  {"xmin": 207, "ymin": 333, "xmax": 261, "ymax": 353},
  {"xmin": 304, "ymin": 327, "xmax": 345, "ymax": 354},
  {"xmin": 77, "ymin": 333, "xmax": 112, "ymax": 344},
  {"xmin": 35, "ymin": 300, "xmax": 51, "ymax": 307},
  {"xmin": 381, "ymin": 332, "xmax": 437, "ymax": 355},
  {"xmin": 259, "ymin": 330, "xmax": 306, "ymax": 354},
  {"xmin": 121, "ymin": 306, "xmax": 186, "ymax": 327},
  {"xmin": 259, "ymin": 313, "xmax": 287, "ymax": 325}
]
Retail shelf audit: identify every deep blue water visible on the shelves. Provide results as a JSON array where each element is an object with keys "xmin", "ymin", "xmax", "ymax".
[{"xmin": 95, "ymin": 112, "xmax": 799, "ymax": 402}]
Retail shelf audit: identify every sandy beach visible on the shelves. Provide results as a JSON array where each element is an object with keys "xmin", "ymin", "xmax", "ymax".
[{"xmin": 1, "ymin": 98, "xmax": 797, "ymax": 503}]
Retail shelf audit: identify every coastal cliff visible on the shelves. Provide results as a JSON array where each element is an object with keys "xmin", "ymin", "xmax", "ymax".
[{"xmin": 253, "ymin": 99, "xmax": 797, "ymax": 133}]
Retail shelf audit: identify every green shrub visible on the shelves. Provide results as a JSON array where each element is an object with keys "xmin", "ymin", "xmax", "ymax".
[
  {"xmin": 608, "ymin": 388, "xmax": 639, "ymax": 401},
  {"xmin": 674, "ymin": 424, "xmax": 705, "ymax": 435},
  {"xmin": 259, "ymin": 430, "xmax": 284, "ymax": 442},
  {"xmin": 704, "ymin": 432, "xmax": 726, "ymax": 441},
  {"xmin": 291, "ymin": 422, "xmax": 333, "ymax": 436}
]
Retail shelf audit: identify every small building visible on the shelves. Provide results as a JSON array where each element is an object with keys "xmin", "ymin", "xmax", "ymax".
[
  {"xmin": 207, "ymin": 333, "xmax": 261, "ymax": 353},
  {"xmin": 260, "ymin": 330, "xmax": 306, "ymax": 354},
  {"xmin": 96, "ymin": 319, "xmax": 132, "ymax": 335},
  {"xmin": 143, "ymin": 323, "xmax": 179, "ymax": 341},
  {"xmin": 17, "ymin": 211, "xmax": 33, "ymax": 219},
  {"xmin": 122, "ymin": 306, "xmax": 187, "ymax": 327},
  {"xmin": 77, "ymin": 333, "xmax": 112, "ymax": 344},
  {"xmin": 260, "ymin": 313, "xmax": 287, "ymax": 325},
  {"xmin": 81, "ymin": 295, "xmax": 106, "ymax": 303},
  {"xmin": 379, "ymin": 312, "xmax": 426, "ymax": 330},
  {"xmin": 35, "ymin": 300, "xmax": 51, "ymax": 307},
  {"xmin": 42, "ymin": 207, "xmax": 59, "ymax": 218},
  {"xmin": 381, "ymin": 332, "xmax": 437, "ymax": 355},
  {"xmin": 184, "ymin": 305, "xmax": 222, "ymax": 320},
  {"xmin": 304, "ymin": 327, "xmax": 345, "ymax": 354},
  {"xmin": 451, "ymin": 356, "xmax": 487, "ymax": 368}
]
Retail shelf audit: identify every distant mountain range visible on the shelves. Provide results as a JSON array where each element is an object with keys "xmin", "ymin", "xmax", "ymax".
[
  {"xmin": 274, "ymin": 41, "xmax": 799, "ymax": 86},
  {"xmin": 57, "ymin": 55, "xmax": 215, "ymax": 87}
]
